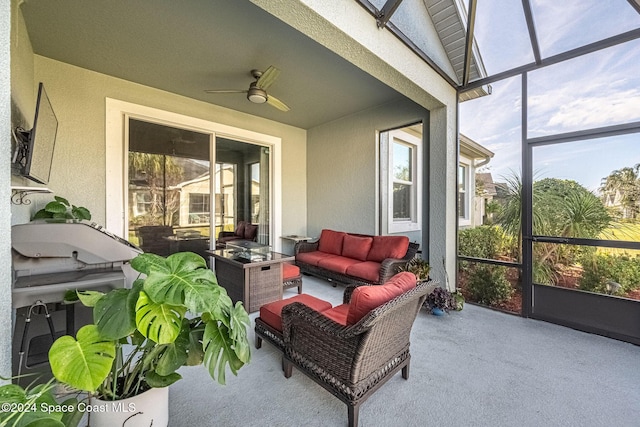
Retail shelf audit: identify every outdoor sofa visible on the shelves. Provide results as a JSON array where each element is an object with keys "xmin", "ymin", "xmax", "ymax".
[{"xmin": 294, "ymin": 229, "xmax": 419, "ymax": 286}]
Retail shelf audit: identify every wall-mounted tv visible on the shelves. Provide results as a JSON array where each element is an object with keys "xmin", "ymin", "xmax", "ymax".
[{"xmin": 14, "ymin": 82, "xmax": 58, "ymax": 185}]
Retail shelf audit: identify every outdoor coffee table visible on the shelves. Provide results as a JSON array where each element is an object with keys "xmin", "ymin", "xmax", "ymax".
[{"xmin": 207, "ymin": 248, "xmax": 294, "ymax": 313}]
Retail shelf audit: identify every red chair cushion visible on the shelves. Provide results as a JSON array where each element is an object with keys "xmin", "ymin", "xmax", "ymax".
[
  {"xmin": 317, "ymin": 229, "xmax": 346, "ymax": 255},
  {"xmin": 322, "ymin": 304, "xmax": 349, "ymax": 326},
  {"xmin": 388, "ymin": 271, "xmax": 418, "ymax": 293},
  {"xmin": 342, "ymin": 234, "xmax": 373, "ymax": 261},
  {"xmin": 283, "ymin": 263, "xmax": 301, "ymax": 280},
  {"xmin": 260, "ymin": 294, "xmax": 333, "ymax": 332},
  {"xmin": 345, "ymin": 272, "xmax": 416, "ymax": 325},
  {"xmin": 366, "ymin": 236, "xmax": 410, "ymax": 262}
]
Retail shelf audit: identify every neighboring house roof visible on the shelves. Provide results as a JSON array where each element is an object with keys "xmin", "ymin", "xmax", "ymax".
[
  {"xmin": 459, "ymin": 133, "xmax": 494, "ymax": 162},
  {"xmin": 476, "ymin": 173, "xmax": 497, "ymax": 197}
]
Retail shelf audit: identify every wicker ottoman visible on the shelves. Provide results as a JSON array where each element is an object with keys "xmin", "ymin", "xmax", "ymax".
[
  {"xmin": 282, "ymin": 262, "xmax": 303, "ymax": 294},
  {"xmin": 254, "ymin": 294, "xmax": 332, "ymax": 351}
]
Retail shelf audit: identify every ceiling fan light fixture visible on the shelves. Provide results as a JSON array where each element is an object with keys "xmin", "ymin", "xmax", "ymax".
[{"xmin": 247, "ymin": 85, "xmax": 267, "ymax": 104}]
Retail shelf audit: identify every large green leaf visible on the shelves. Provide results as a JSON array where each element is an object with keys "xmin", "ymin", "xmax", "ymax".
[
  {"xmin": 44, "ymin": 201, "xmax": 66, "ymax": 215},
  {"xmin": 155, "ymin": 319, "xmax": 190, "ymax": 375},
  {"xmin": 145, "ymin": 371, "xmax": 182, "ymax": 388},
  {"xmin": 186, "ymin": 323, "xmax": 205, "ymax": 366},
  {"xmin": 71, "ymin": 206, "xmax": 91, "ymax": 220},
  {"xmin": 202, "ymin": 321, "xmax": 246, "ymax": 385},
  {"xmin": 49, "ymin": 325, "xmax": 115, "ymax": 392},
  {"xmin": 94, "ymin": 288, "xmax": 136, "ymax": 340},
  {"xmin": 135, "ymin": 291, "xmax": 186, "ymax": 344},
  {"xmin": 76, "ymin": 290, "xmax": 104, "ymax": 307},
  {"xmin": 228, "ymin": 302, "xmax": 251, "ymax": 364},
  {"xmin": 142, "ymin": 253, "xmax": 220, "ymax": 313},
  {"xmin": 130, "ymin": 252, "xmax": 168, "ymax": 276}
]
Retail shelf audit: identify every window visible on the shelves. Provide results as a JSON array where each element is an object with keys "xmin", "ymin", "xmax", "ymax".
[
  {"xmin": 385, "ymin": 128, "xmax": 422, "ymax": 233},
  {"xmin": 135, "ymin": 192, "xmax": 152, "ymax": 216},
  {"xmin": 458, "ymin": 164, "xmax": 468, "ymax": 220},
  {"xmin": 189, "ymin": 193, "xmax": 210, "ymax": 224}
]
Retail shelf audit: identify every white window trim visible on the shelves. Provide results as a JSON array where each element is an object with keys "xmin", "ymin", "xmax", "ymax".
[
  {"xmin": 458, "ymin": 160, "xmax": 471, "ymax": 227},
  {"xmin": 388, "ymin": 130, "xmax": 422, "ymax": 233}
]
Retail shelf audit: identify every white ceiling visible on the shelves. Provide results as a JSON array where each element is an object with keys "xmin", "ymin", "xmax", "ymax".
[{"xmin": 20, "ymin": 0, "xmax": 406, "ymax": 129}]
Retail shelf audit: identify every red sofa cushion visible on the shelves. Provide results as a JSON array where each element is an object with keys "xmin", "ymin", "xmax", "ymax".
[
  {"xmin": 260, "ymin": 294, "xmax": 332, "ymax": 332},
  {"xmin": 283, "ymin": 263, "xmax": 301, "ymax": 280},
  {"xmin": 345, "ymin": 273, "xmax": 416, "ymax": 325},
  {"xmin": 345, "ymin": 261, "xmax": 381, "ymax": 283},
  {"xmin": 317, "ymin": 256, "xmax": 361, "ymax": 274},
  {"xmin": 342, "ymin": 234, "xmax": 373, "ymax": 261},
  {"xmin": 322, "ymin": 304, "xmax": 349, "ymax": 325},
  {"xmin": 296, "ymin": 251, "xmax": 337, "ymax": 267},
  {"xmin": 366, "ymin": 235, "xmax": 410, "ymax": 262},
  {"xmin": 317, "ymin": 229, "xmax": 346, "ymax": 255}
]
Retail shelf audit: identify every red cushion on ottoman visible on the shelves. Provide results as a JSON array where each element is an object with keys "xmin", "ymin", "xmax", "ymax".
[
  {"xmin": 259, "ymin": 294, "xmax": 332, "ymax": 332},
  {"xmin": 283, "ymin": 263, "xmax": 300, "ymax": 280}
]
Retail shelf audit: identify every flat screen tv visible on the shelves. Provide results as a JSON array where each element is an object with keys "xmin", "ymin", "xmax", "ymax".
[{"xmin": 18, "ymin": 82, "xmax": 58, "ymax": 185}]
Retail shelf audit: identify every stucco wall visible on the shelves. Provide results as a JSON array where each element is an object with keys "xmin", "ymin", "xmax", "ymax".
[
  {"xmin": 27, "ymin": 56, "xmax": 307, "ymax": 237},
  {"xmin": 1, "ymin": 0, "xmax": 12, "ymax": 381},
  {"xmin": 306, "ymin": 98, "xmax": 428, "ymax": 239}
]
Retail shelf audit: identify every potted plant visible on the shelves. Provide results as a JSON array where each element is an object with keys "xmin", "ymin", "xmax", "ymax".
[
  {"xmin": 425, "ymin": 286, "xmax": 453, "ymax": 315},
  {"xmin": 48, "ymin": 251, "xmax": 251, "ymax": 427},
  {"xmin": 451, "ymin": 289, "xmax": 465, "ymax": 311},
  {"xmin": 32, "ymin": 196, "xmax": 91, "ymax": 221},
  {"xmin": 400, "ymin": 257, "xmax": 431, "ymax": 282}
]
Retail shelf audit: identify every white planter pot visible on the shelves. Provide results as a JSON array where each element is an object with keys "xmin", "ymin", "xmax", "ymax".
[{"xmin": 88, "ymin": 386, "xmax": 169, "ymax": 427}]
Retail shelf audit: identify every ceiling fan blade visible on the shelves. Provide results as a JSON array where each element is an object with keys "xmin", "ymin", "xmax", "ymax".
[
  {"xmin": 256, "ymin": 66, "xmax": 280, "ymax": 90},
  {"xmin": 266, "ymin": 95, "xmax": 290, "ymax": 112},
  {"xmin": 203, "ymin": 89, "xmax": 248, "ymax": 94}
]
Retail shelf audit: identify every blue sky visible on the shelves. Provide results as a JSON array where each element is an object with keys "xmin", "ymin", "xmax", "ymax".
[{"xmin": 459, "ymin": 0, "xmax": 640, "ymax": 193}]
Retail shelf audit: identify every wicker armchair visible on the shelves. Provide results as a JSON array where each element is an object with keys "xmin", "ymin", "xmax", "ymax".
[{"xmin": 281, "ymin": 279, "xmax": 435, "ymax": 427}]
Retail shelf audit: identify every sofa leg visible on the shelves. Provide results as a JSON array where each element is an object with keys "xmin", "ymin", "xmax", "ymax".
[
  {"xmin": 255, "ymin": 335, "xmax": 262, "ymax": 349},
  {"xmin": 283, "ymin": 359, "xmax": 293, "ymax": 378},
  {"xmin": 402, "ymin": 362, "xmax": 410, "ymax": 380},
  {"xmin": 348, "ymin": 404, "xmax": 359, "ymax": 427},
  {"xmin": 297, "ymin": 284, "xmax": 302, "ymax": 294}
]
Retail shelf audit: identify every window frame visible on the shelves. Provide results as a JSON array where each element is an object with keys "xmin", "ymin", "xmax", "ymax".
[{"xmin": 387, "ymin": 129, "xmax": 422, "ymax": 233}]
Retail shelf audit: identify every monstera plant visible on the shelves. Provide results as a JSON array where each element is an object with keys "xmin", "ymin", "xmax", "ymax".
[{"xmin": 48, "ymin": 252, "xmax": 251, "ymax": 401}]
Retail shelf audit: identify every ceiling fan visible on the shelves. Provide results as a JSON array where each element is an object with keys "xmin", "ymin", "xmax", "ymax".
[{"xmin": 204, "ymin": 66, "xmax": 290, "ymax": 112}]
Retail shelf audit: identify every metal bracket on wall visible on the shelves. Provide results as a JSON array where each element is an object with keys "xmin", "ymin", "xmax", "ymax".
[{"xmin": 11, "ymin": 186, "xmax": 52, "ymax": 205}]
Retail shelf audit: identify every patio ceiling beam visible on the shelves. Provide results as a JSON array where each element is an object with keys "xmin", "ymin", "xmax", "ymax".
[
  {"xmin": 460, "ymin": 27, "xmax": 640, "ymax": 91},
  {"xmin": 462, "ymin": 0, "xmax": 478, "ymax": 87},
  {"xmin": 376, "ymin": 0, "xmax": 404, "ymax": 28},
  {"xmin": 521, "ymin": 0, "xmax": 542, "ymax": 64}
]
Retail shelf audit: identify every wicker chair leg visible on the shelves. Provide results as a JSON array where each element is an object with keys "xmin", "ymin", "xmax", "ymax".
[
  {"xmin": 283, "ymin": 359, "xmax": 293, "ymax": 378},
  {"xmin": 255, "ymin": 335, "xmax": 262, "ymax": 349},
  {"xmin": 402, "ymin": 362, "xmax": 410, "ymax": 380},
  {"xmin": 348, "ymin": 404, "xmax": 359, "ymax": 427}
]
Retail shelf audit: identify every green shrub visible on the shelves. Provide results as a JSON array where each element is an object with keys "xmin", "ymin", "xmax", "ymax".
[
  {"xmin": 458, "ymin": 225, "xmax": 507, "ymax": 259},
  {"xmin": 578, "ymin": 252, "xmax": 640, "ymax": 295},
  {"xmin": 466, "ymin": 264, "xmax": 513, "ymax": 305}
]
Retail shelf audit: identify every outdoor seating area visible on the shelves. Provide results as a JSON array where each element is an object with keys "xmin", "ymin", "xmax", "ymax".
[{"xmin": 255, "ymin": 272, "xmax": 435, "ymax": 426}]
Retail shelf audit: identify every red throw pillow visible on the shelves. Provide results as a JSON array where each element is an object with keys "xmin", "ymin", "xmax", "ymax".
[
  {"xmin": 342, "ymin": 234, "xmax": 373, "ymax": 261},
  {"xmin": 346, "ymin": 283, "xmax": 404, "ymax": 325},
  {"xmin": 234, "ymin": 221, "xmax": 246, "ymax": 237},
  {"xmin": 366, "ymin": 236, "xmax": 410, "ymax": 262},
  {"xmin": 317, "ymin": 229, "xmax": 346, "ymax": 255},
  {"xmin": 244, "ymin": 224, "xmax": 258, "ymax": 240}
]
